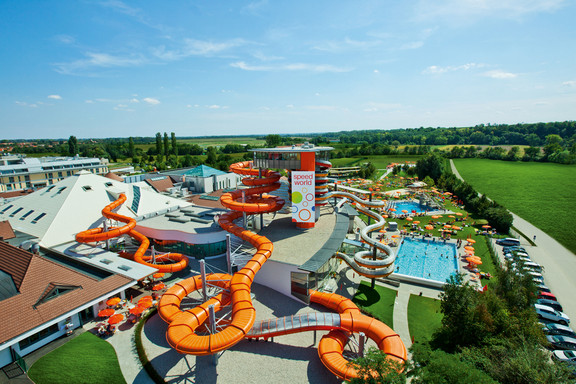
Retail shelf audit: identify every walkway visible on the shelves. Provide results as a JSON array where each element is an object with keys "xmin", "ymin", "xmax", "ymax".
[{"xmin": 450, "ymin": 160, "xmax": 576, "ymax": 321}]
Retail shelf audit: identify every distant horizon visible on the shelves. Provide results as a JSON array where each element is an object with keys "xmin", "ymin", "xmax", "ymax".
[
  {"xmin": 2, "ymin": 1, "xmax": 575, "ymax": 139},
  {"xmin": 3, "ymin": 118, "xmax": 574, "ymax": 141}
]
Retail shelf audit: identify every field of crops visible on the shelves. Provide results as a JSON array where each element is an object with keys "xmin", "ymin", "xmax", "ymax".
[{"xmin": 453, "ymin": 159, "xmax": 576, "ymax": 254}]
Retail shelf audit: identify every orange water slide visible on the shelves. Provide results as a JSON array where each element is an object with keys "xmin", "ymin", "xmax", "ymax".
[
  {"xmin": 159, "ymin": 162, "xmax": 285, "ymax": 354},
  {"xmin": 75, "ymin": 193, "xmax": 188, "ymax": 273},
  {"xmin": 157, "ymin": 161, "xmax": 406, "ymax": 381}
]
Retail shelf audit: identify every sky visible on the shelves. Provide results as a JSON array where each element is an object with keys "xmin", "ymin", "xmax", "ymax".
[{"xmin": 1, "ymin": 0, "xmax": 575, "ymax": 140}]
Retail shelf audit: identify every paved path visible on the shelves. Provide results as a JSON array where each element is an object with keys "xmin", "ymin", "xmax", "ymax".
[{"xmin": 450, "ymin": 160, "xmax": 576, "ymax": 321}]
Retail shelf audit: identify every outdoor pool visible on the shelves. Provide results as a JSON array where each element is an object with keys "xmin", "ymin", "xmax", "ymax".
[
  {"xmin": 394, "ymin": 237, "xmax": 459, "ymax": 284},
  {"xmin": 392, "ymin": 201, "xmax": 431, "ymax": 214}
]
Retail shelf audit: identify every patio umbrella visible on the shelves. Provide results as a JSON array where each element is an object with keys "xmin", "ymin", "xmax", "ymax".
[
  {"xmin": 406, "ymin": 217, "xmax": 413, "ymax": 221},
  {"xmin": 98, "ymin": 308, "xmax": 115, "ymax": 318},
  {"xmin": 152, "ymin": 282, "xmax": 166, "ymax": 291},
  {"xmin": 138, "ymin": 300, "xmax": 153, "ymax": 309},
  {"xmin": 444, "ymin": 225, "xmax": 452, "ymax": 229},
  {"xmin": 425, "ymin": 225, "xmax": 434, "ymax": 230},
  {"xmin": 108, "ymin": 314, "xmax": 124, "ymax": 325},
  {"xmin": 482, "ymin": 225, "xmax": 491, "ymax": 229},
  {"xmin": 455, "ymin": 212, "xmax": 463, "ymax": 216},
  {"xmin": 140, "ymin": 295, "xmax": 153, "ymax": 302},
  {"xmin": 414, "ymin": 221, "xmax": 420, "ymax": 224},
  {"xmin": 432, "ymin": 215, "xmax": 441, "ymax": 219},
  {"xmin": 464, "ymin": 246, "xmax": 475, "ymax": 251},
  {"xmin": 465, "ymin": 249, "xmax": 475, "ymax": 255},
  {"xmin": 388, "ymin": 208, "xmax": 396, "ymax": 212},
  {"xmin": 106, "ymin": 297, "xmax": 121, "ymax": 307},
  {"xmin": 466, "ymin": 239, "xmax": 476, "ymax": 244},
  {"xmin": 129, "ymin": 306, "xmax": 145, "ymax": 315},
  {"xmin": 152, "ymin": 272, "xmax": 165, "ymax": 279},
  {"xmin": 391, "ymin": 235, "xmax": 400, "ymax": 238},
  {"xmin": 452, "ymin": 225, "xmax": 461, "ymax": 230},
  {"xmin": 448, "ymin": 215, "xmax": 455, "ymax": 218},
  {"xmin": 467, "ymin": 256, "xmax": 482, "ymax": 265},
  {"xmin": 402, "ymin": 210, "xmax": 408, "ymax": 213}
]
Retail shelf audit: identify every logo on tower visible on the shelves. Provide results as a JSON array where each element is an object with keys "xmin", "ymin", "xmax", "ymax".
[{"xmin": 291, "ymin": 171, "xmax": 315, "ymax": 223}]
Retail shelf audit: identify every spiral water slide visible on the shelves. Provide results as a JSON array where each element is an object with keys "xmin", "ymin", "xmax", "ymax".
[
  {"xmin": 317, "ymin": 190, "xmax": 397, "ymax": 278},
  {"xmin": 75, "ymin": 193, "xmax": 188, "ymax": 273},
  {"xmin": 157, "ymin": 161, "xmax": 406, "ymax": 380}
]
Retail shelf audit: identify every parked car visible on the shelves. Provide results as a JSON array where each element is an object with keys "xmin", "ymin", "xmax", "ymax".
[
  {"xmin": 496, "ymin": 238, "xmax": 521, "ymax": 246},
  {"xmin": 537, "ymin": 299, "xmax": 564, "ymax": 312},
  {"xmin": 503, "ymin": 246, "xmax": 526, "ymax": 253},
  {"xmin": 524, "ymin": 261, "xmax": 542, "ymax": 273},
  {"xmin": 536, "ymin": 304, "xmax": 570, "ymax": 325},
  {"xmin": 539, "ymin": 291, "xmax": 558, "ymax": 301},
  {"xmin": 552, "ymin": 349, "xmax": 576, "ymax": 365},
  {"xmin": 543, "ymin": 323, "xmax": 576, "ymax": 338},
  {"xmin": 537, "ymin": 284, "xmax": 552, "ymax": 293},
  {"xmin": 546, "ymin": 335, "xmax": 576, "ymax": 350}
]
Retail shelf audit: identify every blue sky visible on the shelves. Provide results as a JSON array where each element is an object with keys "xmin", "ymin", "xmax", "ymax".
[{"xmin": 1, "ymin": 0, "xmax": 575, "ymax": 139}]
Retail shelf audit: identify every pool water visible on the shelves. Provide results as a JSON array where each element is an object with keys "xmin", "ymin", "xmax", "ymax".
[
  {"xmin": 392, "ymin": 201, "xmax": 431, "ymax": 214},
  {"xmin": 394, "ymin": 237, "xmax": 459, "ymax": 283}
]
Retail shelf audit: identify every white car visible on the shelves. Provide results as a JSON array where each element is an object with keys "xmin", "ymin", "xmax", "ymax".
[
  {"xmin": 535, "ymin": 304, "xmax": 570, "ymax": 325},
  {"xmin": 553, "ymin": 350, "xmax": 576, "ymax": 365}
]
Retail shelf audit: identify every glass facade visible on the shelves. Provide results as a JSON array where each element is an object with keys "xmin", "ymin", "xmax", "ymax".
[
  {"xmin": 254, "ymin": 152, "xmax": 301, "ymax": 170},
  {"xmin": 156, "ymin": 240, "xmax": 227, "ymax": 259}
]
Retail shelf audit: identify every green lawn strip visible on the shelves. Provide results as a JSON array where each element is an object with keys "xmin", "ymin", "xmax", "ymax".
[
  {"xmin": 453, "ymin": 159, "xmax": 576, "ymax": 254},
  {"xmin": 407, "ymin": 295, "xmax": 442, "ymax": 343},
  {"xmin": 352, "ymin": 281, "xmax": 396, "ymax": 328},
  {"xmin": 28, "ymin": 332, "xmax": 126, "ymax": 384}
]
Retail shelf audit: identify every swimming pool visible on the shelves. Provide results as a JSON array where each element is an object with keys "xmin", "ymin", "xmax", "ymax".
[
  {"xmin": 394, "ymin": 237, "xmax": 459, "ymax": 284},
  {"xmin": 392, "ymin": 201, "xmax": 431, "ymax": 214}
]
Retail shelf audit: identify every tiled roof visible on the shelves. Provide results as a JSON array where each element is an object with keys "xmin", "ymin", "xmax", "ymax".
[
  {"xmin": 0, "ymin": 189, "xmax": 35, "ymax": 199},
  {"xmin": 0, "ymin": 241, "xmax": 33, "ymax": 290},
  {"xmin": 145, "ymin": 176, "xmax": 174, "ymax": 193},
  {"xmin": 104, "ymin": 172, "xmax": 124, "ymax": 182},
  {"xmin": 0, "ymin": 220, "xmax": 15, "ymax": 240},
  {"xmin": 0, "ymin": 242, "xmax": 132, "ymax": 345},
  {"xmin": 187, "ymin": 190, "xmax": 226, "ymax": 209}
]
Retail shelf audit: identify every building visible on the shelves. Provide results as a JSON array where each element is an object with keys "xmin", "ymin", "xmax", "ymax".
[
  {"xmin": 0, "ymin": 154, "xmax": 108, "ymax": 192},
  {"xmin": 161, "ymin": 165, "xmax": 240, "ymax": 193}
]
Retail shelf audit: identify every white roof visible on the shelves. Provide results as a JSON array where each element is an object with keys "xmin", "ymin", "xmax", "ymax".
[{"xmin": 0, "ymin": 171, "xmax": 191, "ymax": 247}]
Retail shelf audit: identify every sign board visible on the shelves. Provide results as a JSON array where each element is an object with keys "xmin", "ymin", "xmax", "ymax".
[{"xmin": 291, "ymin": 171, "xmax": 315, "ymax": 223}]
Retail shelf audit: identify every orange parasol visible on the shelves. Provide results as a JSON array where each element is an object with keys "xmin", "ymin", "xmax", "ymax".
[
  {"xmin": 452, "ymin": 225, "xmax": 461, "ymax": 230},
  {"xmin": 455, "ymin": 212, "xmax": 463, "ymax": 216},
  {"xmin": 129, "ymin": 306, "xmax": 145, "ymax": 315},
  {"xmin": 464, "ymin": 246, "xmax": 475, "ymax": 251},
  {"xmin": 153, "ymin": 272, "xmax": 165, "ymax": 279},
  {"xmin": 406, "ymin": 217, "xmax": 413, "ymax": 221},
  {"xmin": 402, "ymin": 210, "xmax": 408, "ymax": 213},
  {"xmin": 98, "ymin": 308, "xmax": 115, "ymax": 318},
  {"xmin": 108, "ymin": 314, "xmax": 124, "ymax": 325},
  {"xmin": 466, "ymin": 256, "xmax": 482, "ymax": 265},
  {"xmin": 444, "ymin": 225, "xmax": 452, "ymax": 229},
  {"xmin": 466, "ymin": 238, "xmax": 476, "ymax": 244},
  {"xmin": 448, "ymin": 215, "xmax": 455, "ymax": 218},
  {"xmin": 106, "ymin": 297, "xmax": 121, "ymax": 307},
  {"xmin": 425, "ymin": 225, "xmax": 434, "ymax": 230},
  {"xmin": 432, "ymin": 215, "xmax": 441, "ymax": 219},
  {"xmin": 152, "ymin": 282, "xmax": 166, "ymax": 291},
  {"xmin": 391, "ymin": 235, "xmax": 400, "ymax": 238},
  {"xmin": 465, "ymin": 249, "xmax": 475, "ymax": 255},
  {"xmin": 138, "ymin": 300, "xmax": 153, "ymax": 309},
  {"xmin": 388, "ymin": 208, "xmax": 396, "ymax": 212},
  {"xmin": 482, "ymin": 225, "xmax": 491, "ymax": 229}
]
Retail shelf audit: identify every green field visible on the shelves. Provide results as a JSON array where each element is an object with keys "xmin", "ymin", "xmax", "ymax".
[
  {"xmin": 453, "ymin": 159, "xmax": 576, "ymax": 254},
  {"xmin": 28, "ymin": 332, "xmax": 126, "ymax": 384},
  {"xmin": 407, "ymin": 295, "xmax": 442, "ymax": 343},
  {"xmin": 330, "ymin": 155, "xmax": 422, "ymax": 169}
]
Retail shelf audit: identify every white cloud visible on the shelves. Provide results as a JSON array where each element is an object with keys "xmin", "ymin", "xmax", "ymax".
[
  {"xmin": 422, "ymin": 63, "xmax": 485, "ymax": 74},
  {"xmin": 55, "ymin": 35, "xmax": 75, "ymax": 44},
  {"xmin": 483, "ymin": 70, "xmax": 517, "ymax": 79},
  {"xmin": 305, "ymin": 105, "xmax": 339, "ymax": 111},
  {"xmin": 142, "ymin": 97, "xmax": 160, "ymax": 105},
  {"xmin": 47, "ymin": 95, "xmax": 62, "ymax": 100},
  {"xmin": 54, "ymin": 52, "xmax": 146, "ymax": 75},
  {"xmin": 313, "ymin": 37, "xmax": 382, "ymax": 53},
  {"xmin": 230, "ymin": 61, "xmax": 351, "ymax": 73},
  {"xmin": 129, "ymin": 98, "xmax": 140, "ymax": 103},
  {"xmin": 562, "ymin": 80, "xmax": 576, "ymax": 87},
  {"xmin": 251, "ymin": 51, "xmax": 283, "ymax": 61},
  {"xmin": 207, "ymin": 105, "xmax": 229, "ymax": 109},
  {"xmin": 152, "ymin": 38, "xmax": 249, "ymax": 61},
  {"xmin": 15, "ymin": 101, "xmax": 38, "ymax": 108},
  {"xmin": 400, "ymin": 41, "xmax": 424, "ymax": 50},
  {"xmin": 414, "ymin": 0, "xmax": 567, "ymax": 22}
]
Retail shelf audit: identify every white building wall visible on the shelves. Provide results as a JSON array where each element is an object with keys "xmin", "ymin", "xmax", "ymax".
[{"xmin": 254, "ymin": 260, "xmax": 304, "ymax": 301}]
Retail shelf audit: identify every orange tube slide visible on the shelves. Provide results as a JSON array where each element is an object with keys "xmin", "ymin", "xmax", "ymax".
[
  {"xmin": 157, "ymin": 161, "xmax": 406, "ymax": 380},
  {"xmin": 75, "ymin": 193, "xmax": 188, "ymax": 273}
]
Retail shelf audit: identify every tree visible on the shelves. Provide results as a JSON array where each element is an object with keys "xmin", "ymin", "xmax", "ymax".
[
  {"xmin": 171, "ymin": 132, "xmax": 178, "ymax": 156},
  {"xmin": 68, "ymin": 135, "xmax": 78, "ymax": 155},
  {"xmin": 163, "ymin": 132, "xmax": 169, "ymax": 159},
  {"xmin": 155, "ymin": 132, "xmax": 163, "ymax": 156},
  {"xmin": 348, "ymin": 348, "xmax": 406, "ymax": 384},
  {"xmin": 415, "ymin": 153, "xmax": 444, "ymax": 182},
  {"xmin": 422, "ymin": 176, "xmax": 435, "ymax": 188},
  {"xmin": 483, "ymin": 206, "xmax": 513, "ymax": 233},
  {"xmin": 128, "ymin": 137, "xmax": 135, "ymax": 158},
  {"xmin": 206, "ymin": 146, "xmax": 218, "ymax": 165},
  {"xmin": 265, "ymin": 134, "xmax": 282, "ymax": 147}
]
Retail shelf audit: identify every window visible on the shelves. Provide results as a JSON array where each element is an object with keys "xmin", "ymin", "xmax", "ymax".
[
  {"xmin": 105, "ymin": 182, "xmax": 113, "ymax": 187},
  {"xmin": 9, "ymin": 207, "xmax": 23, "ymax": 217},
  {"xmin": 20, "ymin": 209, "xmax": 34, "ymax": 220},
  {"xmin": 1, "ymin": 204, "xmax": 13, "ymax": 214},
  {"xmin": 18, "ymin": 323, "xmax": 60, "ymax": 350},
  {"xmin": 31, "ymin": 212, "xmax": 46, "ymax": 223},
  {"xmin": 82, "ymin": 185, "xmax": 92, "ymax": 191},
  {"xmin": 56, "ymin": 187, "xmax": 67, "ymax": 194}
]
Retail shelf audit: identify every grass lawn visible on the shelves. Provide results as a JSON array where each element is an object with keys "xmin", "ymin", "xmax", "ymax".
[
  {"xmin": 453, "ymin": 159, "xmax": 576, "ymax": 254},
  {"xmin": 28, "ymin": 332, "xmax": 126, "ymax": 384},
  {"xmin": 407, "ymin": 295, "xmax": 442, "ymax": 343},
  {"xmin": 352, "ymin": 281, "xmax": 396, "ymax": 327},
  {"xmin": 330, "ymin": 155, "xmax": 422, "ymax": 169}
]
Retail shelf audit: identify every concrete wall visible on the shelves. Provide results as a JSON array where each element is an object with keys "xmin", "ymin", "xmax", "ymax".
[{"xmin": 254, "ymin": 260, "xmax": 304, "ymax": 300}]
